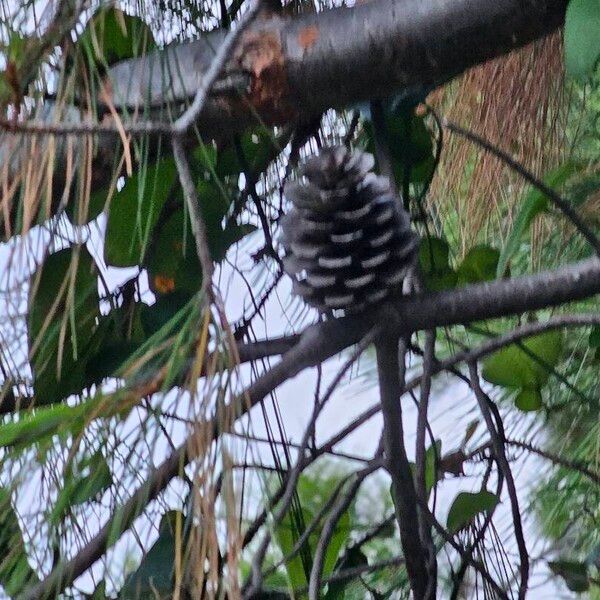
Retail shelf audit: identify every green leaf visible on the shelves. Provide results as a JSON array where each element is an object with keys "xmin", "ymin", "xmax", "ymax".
[
  {"xmin": 140, "ymin": 292, "xmax": 193, "ymax": 336},
  {"xmin": 446, "ymin": 490, "xmax": 499, "ymax": 533},
  {"xmin": 419, "ymin": 236, "xmax": 457, "ymax": 291},
  {"xmin": 364, "ymin": 107, "xmax": 435, "ymax": 186},
  {"xmin": 0, "ymin": 403, "xmax": 88, "ymax": 450},
  {"xmin": 564, "ymin": 0, "xmax": 600, "ymax": 79},
  {"xmin": 104, "ymin": 158, "xmax": 176, "ymax": 267},
  {"xmin": 457, "ymin": 245, "xmax": 499, "ymax": 285},
  {"xmin": 120, "ymin": 511, "xmax": 182, "ymax": 598},
  {"xmin": 216, "ymin": 129, "xmax": 277, "ymax": 177},
  {"xmin": 324, "ymin": 548, "xmax": 369, "ymax": 599},
  {"xmin": 28, "ymin": 246, "xmax": 100, "ymax": 404},
  {"xmin": 482, "ymin": 330, "xmax": 563, "ymax": 390},
  {"xmin": 514, "ymin": 388, "xmax": 543, "ymax": 412},
  {"xmin": 588, "ymin": 326, "xmax": 600, "ymax": 348},
  {"xmin": 51, "ymin": 451, "xmax": 113, "ymax": 523},
  {"xmin": 549, "ymin": 560, "xmax": 590, "ymax": 592},
  {"xmin": 496, "ymin": 162, "xmax": 580, "ymax": 277},
  {"xmin": 79, "ymin": 7, "xmax": 156, "ymax": 68},
  {"xmin": 424, "ymin": 440, "xmax": 442, "ymax": 497},
  {"xmin": 0, "ymin": 488, "xmax": 38, "ymax": 596},
  {"xmin": 274, "ymin": 474, "xmax": 352, "ymax": 589},
  {"xmin": 145, "ymin": 209, "xmax": 202, "ymax": 296}
]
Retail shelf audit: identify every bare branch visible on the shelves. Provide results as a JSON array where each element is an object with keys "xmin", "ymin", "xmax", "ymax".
[
  {"xmin": 172, "ymin": 138, "xmax": 215, "ymax": 301},
  {"xmin": 415, "ymin": 329, "xmax": 437, "ymax": 599},
  {"xmin": 376, "ymin": 335, "xmax": 428, "ymax": 598},
  {"xmin": 467, "ymin": 362, "xmax": 529, "ymax": 599},
  {"xmin": 308, "ymin": 459, "xmax": 383, "ymax": 599}
]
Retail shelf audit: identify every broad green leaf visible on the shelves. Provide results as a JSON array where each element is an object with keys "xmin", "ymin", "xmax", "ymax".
[
  {"xmin": 104, "ymin": 158, "xmax": 176, "ymax": 267},
  {"xmin": 419, "ymin": 236, "xmax": 457, "ymax": 291},
  {"xmin": 66, "ymin": 183, "xmax": 113, "ymax": 226},
  {"xmin": 85, "ymin": 302, "xmax": 146, "ymax": 385},
  {"xmin": 564, "ymin": 0, "xmax": 600, "ymax": 79},
  {"xmin": 120, "ymin": 511, "xmax": 183, "ymax": 598},
  {"xmin": 274, "ymin": 473, "xmax": 352, "ymax": 589},
  {"xmin": 424, "ymin": 440, "xmax": 442, "ymax": 496},
  {"xmin": 515, "ymin": 388, "xmax": 543, "ymax": 412},
  {"xmin": 79, "ymin": 7, "xmax": 156, "ymax": 68},
  {"xmin": 496, "ymin": 162, "xmax": 580, "ymax": 277},
  {"xmin": 482, "ymin": 330, "xmax": 563, "ymax": 390},
  {"xmin": 216, "ymin": 128, "xmax": 277, "ymax": 177},
  {"xmin": 0, "ymin": 488, "xmax": 38, "ymax": 595},
  {"xmin": 28, "ymin": 246, "xmax": 100, "ymax": 404},
  {"xmin": 446, "ymin": 490, "xmax": 499, "ymax": 533},
  {"xmin": 363, "ymin": 107, "xmax": 434, "ymax": 186},
  {"xmin": 457, "ymin": 245, "xmax": 499, "ymax": 284},
  {"xmin": 549, "ymin": 560, "xmax": 590, "ymax": 592},
  {"xmin": 145, "ymin": 209, "xmax": 203, "ymax": 297},
  {"xmin": 140, "ymin": 292, "xmax": 192, "ymax": 336}
]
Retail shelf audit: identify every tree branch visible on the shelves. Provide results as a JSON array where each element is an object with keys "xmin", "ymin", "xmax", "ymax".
[
  {"xmin": 22, "ymin": 260, "xmax": 600, "ymax": 598},
  {"xmin": 376, "ymin": 335, "xmax": 428, "ymax": 598},
  {"xmin": 1, "ymin": 0, "xmax": 569, "ymax": 195}
]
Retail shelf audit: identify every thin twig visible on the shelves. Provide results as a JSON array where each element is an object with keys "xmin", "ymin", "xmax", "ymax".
[
  {"xmin": 415, "ymin": 329, "xmax": 437, "ymax": 599},
  {"xmin": 308, "ymin": 458, "xmax": 383, "ymax": 599},
  {"xmin": 468, "ymin": 362, "xmax": 529, "ymax": 600},
  {"xmin": 506, "ymin": 438, "xmax": 600, "ymax": 485},
  {"xmin": 172, "ymin": 1, "xmax": 262, "ymax": 136},
  {"xmin": 244, "ymin": 326, "xmax": 380, "ymax": 597},
  {"xmin": 172, "ymin": 137, "xmax": 215, "ymax": 301}
]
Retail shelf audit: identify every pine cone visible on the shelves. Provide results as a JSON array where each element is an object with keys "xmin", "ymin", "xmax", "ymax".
[{"xmin": 280, "ymin": 146, "xmax": 419, "ymax": 315}]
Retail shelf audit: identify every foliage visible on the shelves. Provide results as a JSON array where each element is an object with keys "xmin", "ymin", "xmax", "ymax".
[{"xmin": 0, "ymin": 0, "xmax": 599, "ymax": 598}]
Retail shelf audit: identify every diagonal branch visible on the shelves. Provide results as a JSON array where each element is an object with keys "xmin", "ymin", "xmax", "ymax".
[{"xmin": 22, "ymin": 261, "xmax": 600, "ymax": 598}]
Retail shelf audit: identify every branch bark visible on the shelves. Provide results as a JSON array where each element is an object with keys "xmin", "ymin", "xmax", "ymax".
[{"xmin": 1, "ymin": 0, "xmax": 568, "ymax": 195}]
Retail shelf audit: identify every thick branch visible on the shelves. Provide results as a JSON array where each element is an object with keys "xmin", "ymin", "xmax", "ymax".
[{"xmin": 1, "ymin": 0, "xmax": 568, "ymax": 194}]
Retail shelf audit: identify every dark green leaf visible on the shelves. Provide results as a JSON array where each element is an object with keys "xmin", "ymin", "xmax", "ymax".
[
  {"xmin": 588, "ymin": 326, "xmax": 600, "ymax": 348},
  {"xmin": 446, "ymin": 490, "xmax": 499, "ymax": 533},
  {"xmin": 120, "ymin": 511, "xmax": 183, "ymax": 598},
  {"xmin": 419, "ymin": 236, "xmax": 457, "ymax": 291},
  {"xmin": 496, "ymin": 162, "xmax": 580, "ymax": 277},
  {"xmin": 28, "ymin": 246, "xmax": 100, "ymax": 404},
  {"xmin": 457, "ymin": 245, "xmax": 500, "ymax": 284},
  {"xmin": 324, "ymin": 548, "xmax": 368, "ymax": 600},
  {"xmin": 145, "ymin": 209, "xmax": 202, "ymax": 296},
  {"xmin": 104, "ymin": 158, "xmax": 176, "ymax": 267},
  {"xmin": 79, "ymin": 7, "xmax": 156, "ymax": 67},
  {"xmin": 424, "ymin": 440, "xmax": 442, "ymax": 497},
  {"xmin": 140, "ymin": 292, "xmax": 192, "ymax": 336},
  {"xmin": 564, "ymin": 0, "xmax": 600, "ymax": 79},
  {"xmin": 514, "ymin": 388, "xmax": 543, "ymax": 412},
  {"xmin": 0, "ymin": 488, "xmax": 38, "ymax": 595},
  {"xmin": 549, "ymin": 560, "xmax": 590, "ymax": 592},
  {"xmin": 216, "ymin": 129, "xmax": 277, "ymax": 177},
  {"xmin": 364, "ymin": 107, "xmax": 435, "ymax": 186}
]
